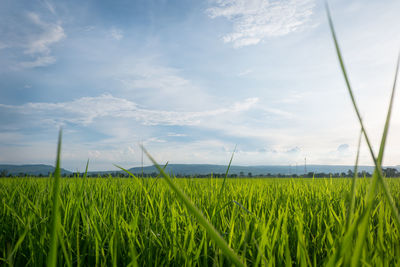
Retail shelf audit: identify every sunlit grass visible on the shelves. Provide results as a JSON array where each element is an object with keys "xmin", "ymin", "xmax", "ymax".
[{"xmin": 1, "ymin": 177, "xmax": 400, "ymax": 266}]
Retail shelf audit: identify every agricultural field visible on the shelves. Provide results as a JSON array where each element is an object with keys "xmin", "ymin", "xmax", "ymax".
[{"xmin": 1, "ymin": 176, "xmax": 400, "ymax": 266}]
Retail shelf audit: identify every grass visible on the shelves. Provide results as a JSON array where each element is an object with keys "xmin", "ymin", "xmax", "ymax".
[{"xmin": 1, "ymin": 177, "xmax": 400, "ymax": 266}]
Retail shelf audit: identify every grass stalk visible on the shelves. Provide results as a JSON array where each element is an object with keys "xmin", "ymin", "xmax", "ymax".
[
  {"xmin": 326, "ymin": 2, "xmax": 400, "ymax": 232},
  {"xmin": 47, "ymin": 129, "xmax": 62, "ymax": 267},
  {"xmin": 346, "ymin": 128, "xmax": 362, "ymax": 231},
  {"xmin": 217, "ymin": 145, "xmax": 236, "ymax": 203},
  {"xmin": 141, "ymin": 145, "xmax": 245, "ymax": 267}
]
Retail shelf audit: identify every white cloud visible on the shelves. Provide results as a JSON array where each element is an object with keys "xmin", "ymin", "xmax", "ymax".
[
  {"xmin": 238, "ymin": 69, "xmax": 253, "ymax": 76},
  {"xmin": 337, "ymin": 143, "xmax": 349, "ymax": 152},
  {"xmin": 19, "ymin": 56, "xmax": 56, "ymax": 68},
  {"xmin": 1, "ymin": 12, "xmax": 66, "ymax": 69},
  {"xmin": 286, "ymin": 146, "xmax": 301, "ymax": 153},
  {"xmin": 41, "ymin": 0, "xmax": 56, "ymax": 15},
  {"xmin": 146, "ymin": 137, "xmax": 167, "ymax": 144},
  {"xmin": 114, "ymin": 62, "xmax": 217, "ymax": 110},
  {"xmin": 0, "ymin": 94, "xmax": 259, "ymax": 127},
  {"xmin": 0, "ymin": 42, "xmax": 7, "ymax": 49},
  {"xmin": 24, "ymin": 12, "xmax": 65, "ymax": 55},
  {"xmin": 207, "ymin": 0, "xmax": 315, "ymax": 48},
  {"xmin": 110, "ymin": 28, "xmax": 123, "ymax": 40},
  {"xmin": 119, "ymin": 64, "xmax": 192, "ymax": 92},
  {"xmin": 167, "ymin": 133, "xmax": 187, "ymax": 137}
]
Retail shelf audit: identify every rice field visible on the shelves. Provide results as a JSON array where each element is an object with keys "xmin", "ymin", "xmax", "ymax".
[{"xmin": 1, "ymin": 176, "xmax": 400, "ymax": 266}]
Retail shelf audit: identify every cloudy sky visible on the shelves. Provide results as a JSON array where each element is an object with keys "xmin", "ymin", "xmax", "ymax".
[{"xmin": 0, "ymin": 0, "xmax": 399, "ymax": 171}]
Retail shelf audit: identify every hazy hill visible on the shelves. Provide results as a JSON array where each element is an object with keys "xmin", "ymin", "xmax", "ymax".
[
  {"xmin": 1, "ymin": 163, "xmax": 399, "ymax": 176},
  {"xmin": 0, "ymin": 164, "xmax": 71, "ymax": 176},
  {"xmin": 127, "ymin": 164, "xmax": 385, "ymax": 176}
]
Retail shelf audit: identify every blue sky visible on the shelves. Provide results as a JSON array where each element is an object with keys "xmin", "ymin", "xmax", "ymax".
[{"xmin": 0, "ymin": 0, "xmax": 399, "ymax": 171}]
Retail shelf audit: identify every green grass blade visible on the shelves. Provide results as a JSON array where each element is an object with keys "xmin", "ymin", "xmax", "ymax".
[
  {"xmin": 217, "ymin": 145, "xmax": 236, "ymax": 202},
  {"xmin": 346, "ymin": 128, "xmax": 362, "ymax": 231},
  {"xmin": 326, "ymin": 4, "xmax": 400, "ymax": 265},
  {"xmin": 83, "ymin": 159, "xmax": 89, "ymax": 179},
  {"xmin": 141, "ymin": 145, "xmax": 245, "ymax": 267},
  {"xmin": 326, "ymin": 2, "xmax": 400, "ymax": 231},
  {"xmin": 351, "ymin": 53, "xmax": 400, "ymax": 266},
  {"xmin": 6, "ymin": 225, "xmax": 29, "ymax": 264},
  {"xmin": 149, "ymin": 161, "xmax": 169, "ymax": 192},
  {"xmin": 376, "ymin": 52, "xmax": 399, "ymax": 165},
  {"xmin": 47, "ymin": 129, "xmax": 62, "ymax": 267}
]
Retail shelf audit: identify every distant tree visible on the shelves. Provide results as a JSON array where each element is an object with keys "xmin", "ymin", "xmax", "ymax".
[
  {"xmin": 383, "ymin": 168, "xmax": 399, "ymax": 177},
  {"xmin": 347, "ymin": 169, "xmax": 354, "ymax": 177},
  {"xmin": 248, "ymin": 172, "xmax": 252, "ymax": 178},
  {"xmin": 239, "ymin": 171, "xmax": 244, "ymax": 177},
  {"xmin": 0, "ymin": 169, "xmax": 8, "ymax": 177}
]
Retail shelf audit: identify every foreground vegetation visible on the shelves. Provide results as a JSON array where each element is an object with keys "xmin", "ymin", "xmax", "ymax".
[{"xmin": 1, "ymin": 177, "xmax": 400, "ymax": 266}]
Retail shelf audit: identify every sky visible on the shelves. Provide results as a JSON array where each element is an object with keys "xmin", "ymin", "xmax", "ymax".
[{"xmin": 0, "ymin": 0, "xmax": 400, "ymax": 171}]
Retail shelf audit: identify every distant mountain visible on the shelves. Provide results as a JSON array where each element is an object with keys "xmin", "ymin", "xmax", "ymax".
[
  {"xmin": 1, "ymin": 163, "xmax": 399, "ymax": 177},
  {"xmin": 127, "ymin": 164, "xmax": 395, "ymax": 176},
  {"xmin": 0, "ymin": 164, "xmax": 71, "ymax": 176}
]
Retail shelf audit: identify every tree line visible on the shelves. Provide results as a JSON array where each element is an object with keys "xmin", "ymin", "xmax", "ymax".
[{"xmin": 1, "ymin": 168, "xmax": 400, "ymax": 178}]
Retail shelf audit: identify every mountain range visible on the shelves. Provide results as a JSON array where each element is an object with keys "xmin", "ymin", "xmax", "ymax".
[
  {"xmin": 1, "ymin": 163, "xmax": 399, "ymax": 176},
  {"xmin": 0, "ymin": 164, "xmax": 71, "ymax": 176}
]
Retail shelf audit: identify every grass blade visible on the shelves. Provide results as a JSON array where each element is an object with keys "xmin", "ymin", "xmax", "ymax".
[
  {"xmin": 83, "ymin": 159, "xmax": 89, "ymax": 179},
  {"xmin": 47, "ymin": 129, "xmax": 62, "ymax": 267},
  {"xmin": 346, "ymin": 128, "xmax": 362, "ymax": 231},
  {"xmin": 141, "ymin": 145, "xmax": 245, "ymax": 267},
  {"xmin": 149, "ymin": 161, "xmax": 169, "ymax": 192},
  {"xmin": 326, "ymin": 2, "xmax": 400, "ymax": 231},
  {"xmin": 326, "ymin": 4, "xmax": 400, "ymax": 265},
  {"xmin": 351, "ymin": 53, "xmax": 400, "ymax": 266},
  {"xmin": 217, "ymin": 145, "xmax": 236, "ymax": 203}
]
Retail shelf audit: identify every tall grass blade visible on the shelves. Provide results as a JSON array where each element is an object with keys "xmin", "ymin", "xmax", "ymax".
[
  {"xmin": 326, "ymin": 2, "xmax": 400, "ymax": 231},
  {"xmin": 346, "ymin": 128, "xmax": 362, "ymax": 231},
  {"xmin": 83, "ymin": 159, "xmax": 89, "ymax": 179},
  {"xmin": 326, "ymin": 4, "xmax": 400, "ymax": 265},
  {"xmin": 351, "ymin": 53, "xmax": 400, "ymax": 266},
  {"xmin": 149, "ymin": 161, "xmax": 169, "ymax": 192},
  {"xmin": 47, "ymin": 129, "xmax": 62, "ymax": 267},
  {"xmin": 217, "ymin": 145, "xmax": 236, "ymax": 203},
  {"xmin": 141, "ymin": 145, "xmax": 244, "ymax": 267}
]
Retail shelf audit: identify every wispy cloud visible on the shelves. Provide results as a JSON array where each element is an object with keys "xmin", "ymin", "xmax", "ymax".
[
  {"xmin": 0, "ymin": 94, "xmax": 259, "ymax": 127},
  {"xmin": 109, "ymin": 28, "xmax": 123, "ymax": 40},
  {"xmin": 19, "ymin": 55, "xmax": 56, "ymax": 68},
  {"xmin": 0, "ymin": 42, "xmax": 7, "ymax": 50},
  {"xmin": 114, "ymin": 62, "xmax": 216, "ymax": 110},
  {"xmin": 286, "ymin": 146, "xmax": 301, "ymax": 154},
  {"xmin": 0, "ymin": 11, "xmax": 65, "ymax": 70},
  {"xmin": 238, "ymin": 69, "xmax": 253, "ymax": 76},
  {"xmin": 17, "ymin": 12, "xmax": 65, "ymax": 68},
  {"xmin": 337, "ymin": 143, "xmax": 349, "ymax": 153},
  {"xmin": 167, "ymin": 133, "xmax": 187, "ymax": 137},
  {"xmin": 207, "ymin": 0, "xmax": 315, "ymax": 48},
  {"xmin": 119, "ymin": 64, "xmax": 192, "ymax": 92}
]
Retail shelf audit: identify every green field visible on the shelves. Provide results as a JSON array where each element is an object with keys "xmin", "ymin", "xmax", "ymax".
[{"xmin": 1, "ymin": 176, "xmax": 400, "ymax": 266}]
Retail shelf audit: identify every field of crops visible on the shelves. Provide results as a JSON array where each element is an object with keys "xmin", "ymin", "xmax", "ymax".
[{"xmin": 1, "ymin": 176, "xmax": 400, "ymax": 266}]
